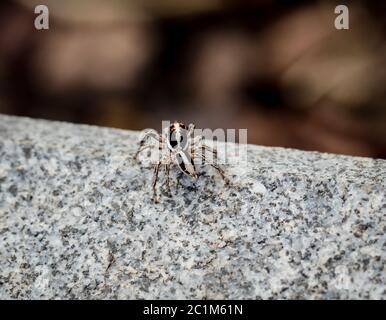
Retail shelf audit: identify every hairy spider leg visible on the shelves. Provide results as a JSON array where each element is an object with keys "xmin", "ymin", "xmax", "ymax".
[
  {"xmin": 165, "ymin": 163, "xmax": 171, "ymax": 194},
  {"xmin": 134, "ymin": 129, "xmax": 165, "ymax": 161},
  {"xmin": 190, "ymin": 137, "xmax": 219, "ymax": 166},
  {"xmin": 193, "ymin": 152, "xmax": 229, "ymax": 185},
  {"xmin": 152, "ymin": 162, "xmax": 161, "ymax": 200}
]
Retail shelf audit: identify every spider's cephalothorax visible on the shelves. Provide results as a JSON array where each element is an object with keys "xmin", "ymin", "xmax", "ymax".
[{"xmin": 134, "ymin": 121, "xmax": 228, "ymax": 200}]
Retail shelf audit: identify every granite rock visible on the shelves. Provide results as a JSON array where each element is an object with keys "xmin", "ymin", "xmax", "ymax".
[{"xmin": 0, "ymin": 114, "xmax": 385, "ymax": 299}]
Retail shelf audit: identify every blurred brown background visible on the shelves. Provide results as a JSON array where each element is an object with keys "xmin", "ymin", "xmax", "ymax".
[{"xmin": 0, "ymin": 0, "xmax": 385, "ymax": 158}]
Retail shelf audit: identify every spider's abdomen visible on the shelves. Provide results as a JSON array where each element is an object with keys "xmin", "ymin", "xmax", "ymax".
[{"xmin": 175, "ymin": 151, "xmax": 197, "ymax": 177}]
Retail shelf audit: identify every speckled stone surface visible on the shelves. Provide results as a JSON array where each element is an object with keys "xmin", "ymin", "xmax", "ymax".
[{"xmin": 0, "ymin": 114, "xmax": 385, "ymax": 299}]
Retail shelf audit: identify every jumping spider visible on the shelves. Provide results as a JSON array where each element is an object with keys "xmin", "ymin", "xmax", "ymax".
[{"xmin": 134, "ymin": 121, "xmax": 229, "ymax": 200}]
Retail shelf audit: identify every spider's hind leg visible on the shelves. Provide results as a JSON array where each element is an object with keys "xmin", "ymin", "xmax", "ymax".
[{"xmin": 195, "ymin": 152, "xmax": 230, "ymax": 186}]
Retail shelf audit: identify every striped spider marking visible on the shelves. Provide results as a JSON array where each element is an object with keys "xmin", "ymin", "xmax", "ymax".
[{"xmin": 134, "ymin": 121, "xmax": 229, "ymax": 201}]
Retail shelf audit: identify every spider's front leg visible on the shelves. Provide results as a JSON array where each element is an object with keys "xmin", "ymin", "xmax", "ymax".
[
  {"xmin": 152, "ymin": 162, "xmax": 161, "ymax": 202},
  {"xmin": 134, "ymin": 144, "xmax": 154, "ymax": 162},
  {"xmin": 134, "ymin": 129, "xmax": 164, "ymax": 162},
  {"xmin": 152, "ymin": 151, "xmax": 173, "ymax": 200},
  {"xmin": 165, "ymin": 163, "xmax": 171, "ymax": 194}
]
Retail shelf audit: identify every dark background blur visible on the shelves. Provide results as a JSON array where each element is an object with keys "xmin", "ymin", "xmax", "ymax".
[{"xmin": 0, "ymin": 0, "xmax": 385, "ymax": 158}]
